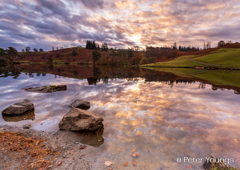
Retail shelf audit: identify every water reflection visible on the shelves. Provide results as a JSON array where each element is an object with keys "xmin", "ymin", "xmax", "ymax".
[
  {"xmin": 0, "ymin": 65, "xmax": 240, "ymax": 169},
  {"xmin": 3, "ymin": 64, "xmax": 239, "ymax": 95},
  {"xmin": 2, "ymin": 110, "xmax": 35, "ymax": 122},
  {"xmin": 76, "ymin": 128, "xmax": 104, "ymax": 147}
]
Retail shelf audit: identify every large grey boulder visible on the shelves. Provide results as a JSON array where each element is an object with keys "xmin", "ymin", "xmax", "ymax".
[
  {"xmin": 2, "ymin": 99, "xmax": 34, "ymax": 115},
  {"xmin": 69, "ymin": 99, "xmax": 90, "ymax": 109},
  {"xmin": 23, "ymin": 85, "xmax": 67, "ymax": 93},
  {"xmin": 59, "ymin": 108, "xmax": 103, "ymax": 132}
]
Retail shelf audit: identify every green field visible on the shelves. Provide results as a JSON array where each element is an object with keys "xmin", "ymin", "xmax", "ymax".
[
  {"xmin": 194, "ymin": 48, "xmax": 240, "ymax": 66},
  {"xmin": 143, "ymin": 48, "xmax": 240, "ymax": 69}
]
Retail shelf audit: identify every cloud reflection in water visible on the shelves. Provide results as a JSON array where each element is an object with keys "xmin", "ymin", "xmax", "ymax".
[{"xmin": 0, "ymin": 73, "xmax": 240, "ymax": 169}]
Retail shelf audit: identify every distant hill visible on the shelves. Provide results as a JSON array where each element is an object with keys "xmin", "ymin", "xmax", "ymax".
[{"xmin": 18, "ymin": 47, "xmax": 92, "ymax": 65}]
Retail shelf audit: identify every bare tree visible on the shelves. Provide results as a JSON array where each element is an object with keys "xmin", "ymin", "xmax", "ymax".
[
  {"xmin": 25, "ymin": 47, "xmax": 31, "ymax": 52},
  {"xmin": 33, "ymin": 48, "xmax": 38, "ymax": 52}
]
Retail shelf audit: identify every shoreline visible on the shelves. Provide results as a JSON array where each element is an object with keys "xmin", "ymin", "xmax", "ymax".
[{"xmin": 0, "ymin": 125, "xmax": 99, "ymax": 170}]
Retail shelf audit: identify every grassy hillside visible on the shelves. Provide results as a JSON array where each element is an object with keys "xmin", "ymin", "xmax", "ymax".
[
  {"xmin": 144, "ymin": 48, "xmax": 240, "ymax": 69},
  {"xmin": 194, "ymin": 48, "xmax": 240, "ymax": 66}
]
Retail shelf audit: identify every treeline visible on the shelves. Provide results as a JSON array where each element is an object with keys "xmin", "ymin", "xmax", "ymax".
[
  {"xmin": 93, "ymin": 48, "xmax": 143, "ymax": 66},
  {"xmin": 145, "ymin": 46, "xmax": 180, "ymax": 62},
  {"xmin": 0, "ymin": 47, "xmax": 23, "ymax": 64},
  {"xmin": 22, "ymin": 47, "xmax": 44, "ymax": 52},
  {"xmin": 86, "ymin": 40, "xmax": 99, "ymax": 50},
  {"xmin": 86, "ymin": 40, "xmax": 108, "ymax": 51},
  {"xmin": 179, "ymin": 46, "xmax": 200, "ymax": 52},
  {"xmin": 217, "ymin": 40, "xmax": 239, "ymax": 47},
  {"xmin": 90, "ymin": 42, "xmax": 182, "ymax": 66}
]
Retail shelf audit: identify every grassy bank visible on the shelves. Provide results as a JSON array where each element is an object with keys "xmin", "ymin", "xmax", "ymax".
[
  {"xmin": 145, "ymin": 67, "xmax": 240, "ymax": 89},
  {"xmin": 143, "ymin": 48, "xmax": 240, "ymax": 69}
]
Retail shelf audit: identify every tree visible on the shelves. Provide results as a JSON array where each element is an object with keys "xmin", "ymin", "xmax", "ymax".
[
  {"xmin": 148, "ymin": 57, "xmax": 157, "ymax": 63},
  {"xmin": 72, "ymin": 48, "xmax": 78, "ymax": 56},
  {"xmin": 33, "ymin": 48, "xmax": 38, "ymax": 52},
  {"xmin": 127, "ymin": 49, "xmax": 134, "ymax": 60},
  {"xmin": 47, "ymin": 54, "xmax": 53, "ymax": 69},
  {"xmin": 0, "ymin": 48, "xmax": 6, "ymax": 58},
  {"xmin": 140, "ymin": 57, "xmax": 149, "ymax": 65},
  {"xmin": 173, "ymin": 42, "xmax": 177, "ymax": 49},
  {"xmin": 0, "ymin": 48, "xmax": 7, "ymax": 64},
  {"xmin": 6, "ymin": 47, "xmax": 19, "ymax": 63},
  {"xmin": 172, "ymin": 50, "xmax": 180, "ymax": 58},
  {"xmin": 218, "ymin": 40, "xmax": 225, "ymax": 47},
  {"xmin": 179, "ymin": 46, "xmax": 182, "ymax": 51},
  {"xmin": 39, "ymin": 48, "xmax": 44, "ymax": 52},
  {"xmin": 92, "ymin": 49, "xmax": 101, "ymax": 65},
  {"xmin": 25, "ymin": 47, "xmax": 31, "ymax": 52},
  {"xmin": 86, "ymin": 40, "xmax": 97, "ymax": 50},
  {"xmin": 101, "ymin": 42, "xmax": 108, "ymax": 51}
]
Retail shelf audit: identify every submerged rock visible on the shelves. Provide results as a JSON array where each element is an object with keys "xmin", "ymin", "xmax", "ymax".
[
  {"xmin": 69, "ymin": 99, "xmax": 90, "ymax": 110},
  {"xmin": 2, "ymin": 99, "xmax": 34, "ymax": 115},
  {"xmin": 23, "ymin": 85, "xmax": 67, "ymax": 93},
  {"xmin": 78, "ymin": 128, "xmax": 104, "ymax": 147},
  {"xmin": 203, "ymin": 155, "xmax": 231, "ymax": 170},
  {"xmin": 59, "ymin": 108, "xmax": 103, "ymax": 132}
]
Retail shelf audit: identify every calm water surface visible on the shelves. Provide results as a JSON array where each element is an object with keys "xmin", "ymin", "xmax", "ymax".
[{"xmin": 0, "ymin": 67, "xmax": 240, "ymax": 170}]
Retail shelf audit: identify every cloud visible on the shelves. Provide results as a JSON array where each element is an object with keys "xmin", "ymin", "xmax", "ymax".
[
  {"xmin": 0, "ymin": 0, "xmax": 240, "ymax": 50},
  {"xmin": 79, "ymin": 0, "xmax": 105, "ymax": 9}
]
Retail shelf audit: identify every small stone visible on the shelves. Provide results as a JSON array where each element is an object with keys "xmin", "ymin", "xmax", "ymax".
[
  {"xmin": 62, "ymin": 155, "xmax": 66, "ymax": 158},
  {"xmin": 23, "ymin": 124, "xmax": 31, "ymax": 129},
  {"xmin": 69, "ymin": 99, "xmax": 90, "ymax": 109},
  {"xmin": 80, "ymin": 145, "xmax": 87, "ymax": 149}
]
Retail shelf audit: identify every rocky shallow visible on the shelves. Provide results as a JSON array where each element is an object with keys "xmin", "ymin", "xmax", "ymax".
[
  {"xmin": 0, "ymin": 125, "xmax": 104, "ymax": 170},
  {"xmin": 23, "ymin": 85, "xmax": 67, "ymax": 93}
]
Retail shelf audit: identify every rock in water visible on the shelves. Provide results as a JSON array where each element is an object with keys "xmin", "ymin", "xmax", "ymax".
[
  {"xmin": 23, "ymin": 85, "xmax": 67, "ymax": 93},
  {"xmin": 59, "ymin": 108, "xmax": 103, "ymax": 132},
  {"xmin": 2, "ymin": 99, "xmax": 34, "ymax": 115},
  {"xmin": 23, "ymin": 124, "xmax": 31, "ymax": 129},
  {"xmin": 203, "ymin": 155, "xmax": 228, "ymax": 170},
  {"xmin": 69, "ymin": 99, "xmax": 90, "ymax": 109}
]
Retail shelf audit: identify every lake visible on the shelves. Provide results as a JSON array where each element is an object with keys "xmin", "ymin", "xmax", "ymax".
[{"xmin": 0, "ymin": 65, "xmax": 240, "ymax": 169}]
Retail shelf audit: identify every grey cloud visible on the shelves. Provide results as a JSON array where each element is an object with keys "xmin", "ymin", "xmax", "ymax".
[
  {"xmin": 69, "ymin": 0, "xmax": 105, "ymax": 9},
  {"xmin": 80, "ymin": 0, "xmax": 105, "ymax": 9},
  {"xmin": 35, "ymin": 0, "xmax": 68, "ymax": 17},
  {"xmin": 194, "ymin": 23, "xmax": 240, "ymax": 40}
]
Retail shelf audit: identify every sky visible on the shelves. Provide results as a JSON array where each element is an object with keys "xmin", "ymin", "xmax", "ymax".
[{"xmin": 0, "ymin": 0, "xmax": 240, "ymax": 51}]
